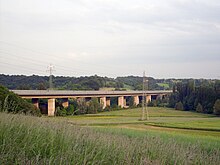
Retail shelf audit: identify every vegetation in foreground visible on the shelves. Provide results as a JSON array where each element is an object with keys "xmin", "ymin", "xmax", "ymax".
[
  {"xmin": 1, "ymin": 107, "xmax": 220, "ymax": 164},
  {"xmin": 0, "ymin": 85, "xmax": 41, "ymax": 116}
]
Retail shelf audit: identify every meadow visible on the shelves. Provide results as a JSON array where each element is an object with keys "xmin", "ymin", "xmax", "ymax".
[{"xmin": 0, "ymin": 107, "xmax": 220, "ymax": 164}]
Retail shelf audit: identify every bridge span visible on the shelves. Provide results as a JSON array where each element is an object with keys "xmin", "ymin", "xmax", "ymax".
[{"xmin": 12, "ymin": 90, "xmax": 172, "ymax": 116}]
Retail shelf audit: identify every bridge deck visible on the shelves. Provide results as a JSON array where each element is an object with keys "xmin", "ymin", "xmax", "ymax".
[{"xmin": 12, "ymin": 90, "xmax": 172, "ymax": 98}]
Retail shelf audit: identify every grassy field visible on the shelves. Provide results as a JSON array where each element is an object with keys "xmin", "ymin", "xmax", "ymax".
[
  {"xmin": 157, "ymin": 83, "xmax": 170, "ymax": 89},
  {"xmin": 0, "ymin": 107, "xmax": 220, "ymax": 164}
]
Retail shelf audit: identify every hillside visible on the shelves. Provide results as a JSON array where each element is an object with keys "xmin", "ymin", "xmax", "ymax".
[
  {"xmin": 0, "ymin": 74, "xmax": 161, "ymax": 90},
  {"xmin": 0, "ymin": 74, "xmax": 218, "ymax": 91}
]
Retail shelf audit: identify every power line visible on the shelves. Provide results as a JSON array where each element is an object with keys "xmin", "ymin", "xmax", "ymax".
[
  {"xmin": 0, "ymin": 48, "xmax": 118, "ymax": 77},
  {"xmin": 0, "ymin": 49, "xmax": 90, "ymax": 74},
  {"xmin": 0, "ymin": 41, "xmax": 118, "ymax": 72},
  {"xmin": 0, "ymin": 61, "xmax": 46, "ymax": 74},
  {"xmin": 0, "ymin": 50, "xmax": 48, "ymax": 68}
]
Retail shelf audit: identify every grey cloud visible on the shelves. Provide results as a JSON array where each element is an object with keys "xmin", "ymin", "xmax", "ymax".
[{"xmin": 0, "ymin": 0, "xmax": 219, "ymax": 78}]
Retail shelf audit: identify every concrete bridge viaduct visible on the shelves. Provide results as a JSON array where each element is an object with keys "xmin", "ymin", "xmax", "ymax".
[{"xmin": 12, "ymin": 90, "xmax": 172, "ymax": 116}]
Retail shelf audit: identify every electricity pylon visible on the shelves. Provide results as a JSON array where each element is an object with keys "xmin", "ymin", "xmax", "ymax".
[
  {"xmin": 141, "ymin": 71, "xmax": 149, "ymax": 121},
  {"xmin": 47, "ymin": 64, "xmax": 55, "ymax": 90}
]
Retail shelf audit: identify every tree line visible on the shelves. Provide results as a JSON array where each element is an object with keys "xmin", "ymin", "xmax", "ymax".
[
  {"xmin": 168, "ymin": 80, "xmax": 220, "ymax": 115},
  {"xmin": 1, "ymin": 74, "xmax": 218, "ymax": 92}
]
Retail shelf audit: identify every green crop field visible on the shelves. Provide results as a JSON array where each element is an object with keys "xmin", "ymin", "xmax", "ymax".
[{"xmin": 1, "ymin": 107, "xmax": 220, "ymax": 164}]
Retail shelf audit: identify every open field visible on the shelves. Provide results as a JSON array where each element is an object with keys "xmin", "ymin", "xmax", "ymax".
[
  {"xmin": 1, "ymin": 107, "xmax": 220, "ymax": 164},
  {"xmin": 60, "ymin": 107, "xmax": 220, "ymax": 139},
  {"xmin": 157, "ymin": 83, "xmax": 170, "ymax": 89},
  {"xmin": 61, "ymin": 107, "xmax": 217, "ymax": 126}
]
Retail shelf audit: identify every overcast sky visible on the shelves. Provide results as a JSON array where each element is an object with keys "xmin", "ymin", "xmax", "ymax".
[{"xmin": 0, "ymin": 0, "xmax": 220, "ymax": 79}]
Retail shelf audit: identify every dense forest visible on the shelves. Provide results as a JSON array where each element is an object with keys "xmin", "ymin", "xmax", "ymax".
[
  {"xmin": 0, "ymin": 74, "xmax": 160, "ymax": 90},
  {"xmin": 0, "ymin": 74, "xmax": 217, "ymax": 91},
  {"xmin": 168, "ymin": 80, "xmax": 220, "ymax": 114}
]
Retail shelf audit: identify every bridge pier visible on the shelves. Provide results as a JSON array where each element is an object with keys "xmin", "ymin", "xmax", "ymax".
[
  {"xmin": 134, "ymin": 95, "xmax": 139, "ymax": 106},
  {"xmin": 48, "ymin": 98, "xmax": 55, "ymax": 116},
  {"xmin": 118, "ymin": 96, "xmax": 125, "ymax": 108},
  {"xmin": 32, "ymin": 98, "xmax": 39, "ymax": 109},
  {"xmin": 106, "ymin": 97, "xmax": 111, "ymax": 107},
  {"xmin": 62, "ymin": 98, "xmax": 69, "ymax": 108},
  {"xmin": 146, "ymin": 95, "xmax": 151, "ymax": 103},
  {"xmin": 100, "ymin": 97, "xmax": 107, "ymax": 109}
]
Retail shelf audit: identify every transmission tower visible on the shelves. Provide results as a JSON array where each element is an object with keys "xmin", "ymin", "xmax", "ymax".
[
  {"xmin": 141, "ymin": 71, "xmax": 149, "ymax": 121},
  {"xmin": 47, "ymin": 64, "xmax": 55, "ymax": 90}
]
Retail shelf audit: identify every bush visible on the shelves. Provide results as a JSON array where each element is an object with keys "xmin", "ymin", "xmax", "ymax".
[
  {"xmin": 87, "ymin": 98, "xmax": 101, "ymax": 114},
  {"xmin": 66, "ymin": 104, "xmax": 74, "ymax": 115},
  {"xmin": 0, "ymin": 85, "xmax": 41, "ymax": 116},
  {"xmin": 76, "ymin": 98, "xmax": 87, "ymax": 115},
  {"xmin": 104, "ymin": 106, "xmax": 111, "ymax": 112},
  {"xmin": 175, "ymin": 101, "xmax": 184, "ymax": 110},
  {"xmin": 56, "ymin": 107, "xmax": 67, "ymax": 116},
  {"xmin": 196, "ymin": 103, "xmax": 203, "ymax": 113},
  {"xmin": 213, "ymin": 99, "xmax": 220, "ymax": 115}
]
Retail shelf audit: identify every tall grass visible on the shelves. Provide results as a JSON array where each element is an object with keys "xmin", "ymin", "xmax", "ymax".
[{"xmin": 0, "ymin": 113, "xmax": 219, "ymax": 164}]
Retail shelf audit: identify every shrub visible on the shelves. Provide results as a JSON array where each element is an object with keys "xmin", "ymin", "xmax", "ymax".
[
  {"xmin": 175, "ymin": 101, "xmax": 184, "ymax": 110},
  {"xmin": 66, "ymin": 104, "xmax": 74, "ymax": 115},
  {"xmin": 0, "ymin": 85, "xmax": 41, "ymax": 116},
  {"xmin": 104, "ymin": 106, "xmax": 111, "ymax": 112},
  {"xmin": 56, "ymin": 107, "xmax": 67, "ymax": 116},
  {"xmin": 196, "ymin": 103, "xmax": 203, "ymax": 113},
  {"xmin": 87, "ymin": 98, "xmax": 100, "ymax": 114},
  {"xmin": 76, "ymin": 98, "xmax": 87, "ymax": 115},
  {"xmin": 147, "ymin": 101, "xmax": 154, "ymax": 107},
  {"xmin": 213, "ymin": 99, "xmax": 220, "ymax": 115}
]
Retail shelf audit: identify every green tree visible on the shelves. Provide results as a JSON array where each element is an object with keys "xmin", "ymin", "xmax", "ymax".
[
  {"xmin": 175, "ymin": 101, "xmax": 184, "ymax": 110},
  {"xmin": 66, "ymin": 104, "xmax": 74, "ymax": 115},
  {"xmin": 213, "ymin": 99, "xmax": 220, "ymax": 115},
  {"xmin": 196, "ymin": 103, "xmax": 203, "ymax": 113},
  {"xmin": 37, "ymin": 83, "xmax": 47, "ymax": 90},
  {"xmin": 115, "ymin": 81, "xmax": 124, "ymax": 89},
  {"xmin": 87, "ymin": 98, "xmax": 102, "ymax": 114},
  {"xmin": 76, "ymin": 98, "xmax": 87, "ymax": 115},
  {"xmin": 168, "ymin": 93, "xmax": 179, "ymax": 108}
]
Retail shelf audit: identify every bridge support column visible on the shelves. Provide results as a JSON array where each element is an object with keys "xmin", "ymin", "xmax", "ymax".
[
  {"xmin": 48, "ymin": 98, "xmax": 55, "ymax": 116},
  {"xmin": 146, "ymin": 95, "xmax": 151, "ymax": 103},
  {"xmin": 118, "ymin": 96, "xmax": 124, "ymax": 108},
  {"xmin": 134, "ymin": 96, "xmax": 139, "ymax": 106},
  {"xmin": 106, "ymin": 98, "xmax": 111, "ymax": 107},
  {"xmin": 62, "ymin": 98, "xmax": 69, "ymax": 108},
  {"xmin": 32, "ymin": 98, "xmax": 39, "ymax": 109},
  {"xmin": 100, "ymin": 97, "xmax": 106, "ymax": 109}
]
